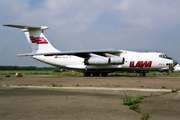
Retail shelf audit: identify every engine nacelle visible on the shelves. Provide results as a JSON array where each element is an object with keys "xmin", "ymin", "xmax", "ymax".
[
  {"xmin": 110, "ymin": 57, "xmax": 124, "ymax": 65},
  {"xmin": 84, "ymin": 57, "xmax": 124, "ymax": 65},
  {"xmin": 84, "ymin": 57, "xmax": 111, "ymax": 65}
]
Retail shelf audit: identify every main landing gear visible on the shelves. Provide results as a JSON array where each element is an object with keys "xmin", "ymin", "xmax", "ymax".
[
  {"xmin": 83, "ymin": 72, "xmax": 91, "ymax": 77},
  {"xmin": 139, "ymin": 72, "xmax": 146, "ymax": 77},
  {"xmin": 83, "ymin": 72, "xmax": 108, "ymax": 77},
  {"xmin": 101, "ymin": 73, "xmax": 108, "ymax": 76}
]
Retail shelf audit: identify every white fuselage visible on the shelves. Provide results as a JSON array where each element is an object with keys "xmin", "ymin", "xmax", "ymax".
[{"xmin": 32, "ymin": 50, "xmax": 173, "ymax": 73}]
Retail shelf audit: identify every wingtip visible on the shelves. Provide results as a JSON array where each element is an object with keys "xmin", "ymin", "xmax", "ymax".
[
  {"xmin": 3, "ymin": 24, "xmax": 11, "ymax": 26},
  {"xmin": 16, "ymin": 54, "xmax": 30, "ymax": 57}
]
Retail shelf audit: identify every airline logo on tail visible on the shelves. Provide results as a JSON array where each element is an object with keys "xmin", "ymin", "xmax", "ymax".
[{"xmin": 30, "ymin": 36, "xmax": 48, "ymax": 44}]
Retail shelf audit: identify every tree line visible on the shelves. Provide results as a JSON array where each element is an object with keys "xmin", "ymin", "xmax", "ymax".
[{"xmin": 0, "ymin": 66, "xmax": 58, "ymax": 71}]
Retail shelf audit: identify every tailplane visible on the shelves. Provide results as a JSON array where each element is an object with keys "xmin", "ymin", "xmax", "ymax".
[{"xmin": 3, "ymin": 24, "xmax": 60, "ymax": 53}]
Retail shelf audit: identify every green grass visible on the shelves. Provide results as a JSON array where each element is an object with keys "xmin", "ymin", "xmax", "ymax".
[
  {"xmin": 123, "ymin": 91, "xmax": 142, "ymax": 106},
  {"xmin": 53, "ymin": 69, "xmax": 61, "ymax": 72},
  {"xmin": 163, "ymin": 72, "xmax": 171, "ymax": 75},
  {"xmin": 109, "ymin": 72, "xmax": 180, "ymax": 76},
  {"xmin": 123, "ymin": 92, "xmax": 155, "ymax": 119},
  {"xmin": 122, "ymin": 92, "xmax": 153, "ymax": 119},
  {"xmin": 122, "ymin": 91, "xmax": 147, "ymax": 114},
  {"xmin": 0, "ymin": 70, "xmax": 83, "ymax": 76},
  {"xmin": 123, "ymin": 96, "xmax": 142, "ymax": 105},
  {"xmin": 1, "ymin": 71, "xmax": 180, "ymax": 76},
  {"xmin": 149, "ymin": 94, "xmax": 153, "ymax": 97},
  {"xmin": 51, "ymin": 82, "xmax": 63, "ymax": 87},
  {"xmin": 141, "ymin": 113, "xmax": 150, "ymax": 120},
  {"xmin": 129, "ymin": 104, "xmax": 138, "ymax": 110},
  {"xmin": 171, "ymin": 89, "xmax": 179, "ymax": 93},
  {"xmin": 135, "ymin": 109, "xmax": 141, "ymax": 113},
  {"xmin": 103, "ymin": 83, "xmax": 122, "ymax": 87},
  {"xmin": 51, "ymin": 82, "xmax": 58, "ymax": 87}
]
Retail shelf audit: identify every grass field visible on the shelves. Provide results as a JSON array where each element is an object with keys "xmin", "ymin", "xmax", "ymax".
[
  {"xmin": 0, "ymin": 70, "xmax": 82, "ymax": 76},
  {"xmin": 0, "ymin": 70, "xmax": 180, "ymax": 76}
]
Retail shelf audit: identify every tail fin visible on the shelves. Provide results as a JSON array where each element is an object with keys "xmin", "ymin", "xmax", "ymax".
[{"xmin": 3, "ymin": 24, "xmax": 60, "ymax": 53}]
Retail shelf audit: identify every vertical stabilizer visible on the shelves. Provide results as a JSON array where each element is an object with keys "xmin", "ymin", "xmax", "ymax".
[{"xmin": 3, "ymin": 24, "xmax": 60, "ymax": 53}]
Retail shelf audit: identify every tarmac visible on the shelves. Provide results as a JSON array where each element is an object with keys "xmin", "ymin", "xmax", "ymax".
[
  {"xmin": 0, "ymin": 75, "xmax": 180, "ymax": 120},
  {"xmin": 140, "ymin": 92, "xmax": 180, "ymax": 120}
]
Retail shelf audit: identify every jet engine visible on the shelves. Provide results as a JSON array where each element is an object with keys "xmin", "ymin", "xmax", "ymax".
[
  {"xmin": 84, "ymin": 57, "xmax": 111, "ymax": 65},
  {"xmin": 84, "ymin": 57, "xmax": 124, "ymax": 65},
  {"xmin": 110, "ymin": 57, "xmax": 124, "ymax": 64}
]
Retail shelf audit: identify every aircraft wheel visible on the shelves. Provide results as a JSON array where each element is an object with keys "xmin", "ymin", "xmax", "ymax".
[
  {"xmin": 83, "ymin": 72, "xmax": 91, "ymax": 77},
  {"xmin": 92, "ymin": 72, "xmax": 100, "ymax": 76},
  {"xmin": 101, "ymin": 73, "xmax": 108, "ymax": 76},
  {"xmin": 140, "ymin": 72, "xmax": 146, "ymax": 77}
]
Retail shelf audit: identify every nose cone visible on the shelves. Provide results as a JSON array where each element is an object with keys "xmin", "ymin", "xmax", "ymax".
[{"xmin": 173, "ymin": 60, "xmax": 178, "ymax": 66}]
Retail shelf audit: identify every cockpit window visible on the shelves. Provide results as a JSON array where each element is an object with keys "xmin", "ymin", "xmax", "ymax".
[{"xmin": 159, "ymin": 54, "xmax": 172, "ymax": 60}]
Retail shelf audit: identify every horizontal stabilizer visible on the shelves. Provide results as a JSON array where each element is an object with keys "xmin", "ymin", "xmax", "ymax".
[
  {"xmin": 3, "ymin": 24, "xmax": 48, "ymax": 30},
  {"xmin": 16, "ymin": 54, "xmax": 30, "ymax": 57}
]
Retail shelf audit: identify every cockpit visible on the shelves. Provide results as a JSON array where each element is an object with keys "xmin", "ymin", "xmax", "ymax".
[{"xmin": 159, "ymin": 54, "xmax": 172, "ymax": 60}]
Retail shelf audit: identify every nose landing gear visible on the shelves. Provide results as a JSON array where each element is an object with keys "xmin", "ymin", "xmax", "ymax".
[{"xmin": 140, "ymin": 72, "xmax": 146, "ymax": 77}]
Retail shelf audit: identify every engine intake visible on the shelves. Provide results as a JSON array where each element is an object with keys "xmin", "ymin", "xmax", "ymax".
[{"xmin": 110, "ymin": 57, "xmax": 124, "ymax": 65}]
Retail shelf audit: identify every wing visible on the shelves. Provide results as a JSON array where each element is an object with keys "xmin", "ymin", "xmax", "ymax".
[{"xmin": 17, "ymin": 49, "xmax": 123, "ymax": 58}]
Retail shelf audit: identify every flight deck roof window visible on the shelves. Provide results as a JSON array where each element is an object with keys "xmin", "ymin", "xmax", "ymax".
[{"xmin": 159, "ymin": 54, "xmax": 172, "ymax": 60}]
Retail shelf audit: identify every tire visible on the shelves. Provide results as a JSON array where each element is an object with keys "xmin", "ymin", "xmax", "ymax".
[
  {"xmin": 83, "ymin": 72, "xmax": 91, "ymax": 77},
  {"xmin": 140, "ymin": 72, "xmax": 146, "ymax": 77},
  {"xmin": 92, "ymin": 72, "xmax": 100, "ymax": 76},
  {"xmin": 101, "ymin": 73, "xmax": 108, "ymax": 76}
]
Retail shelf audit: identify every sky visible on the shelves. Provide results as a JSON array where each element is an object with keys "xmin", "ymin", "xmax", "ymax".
[{"xmin": 0, "ymin": 0, "xmax": 180, "ymax": 67}]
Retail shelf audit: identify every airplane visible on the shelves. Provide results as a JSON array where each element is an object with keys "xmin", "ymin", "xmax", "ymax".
[
  {"xmin": 3, "ymin": 24, "xmax": 178, "ymax": 77},
  {"xmin": 173, "ymin": 64, "xmax": 180, "ymax": 72}
]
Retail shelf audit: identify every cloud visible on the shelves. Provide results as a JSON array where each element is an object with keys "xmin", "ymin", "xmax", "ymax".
[
  {"xmin": 16, "ymin": 0, "xmax": 107, "ymax": 33},
  {"xmin": 113, "ymin": 0, "xmax": 180, "ymax": 30},
  {"xmin": 1, "ymin": 0, "xmax": 180, "ymax": 66}
]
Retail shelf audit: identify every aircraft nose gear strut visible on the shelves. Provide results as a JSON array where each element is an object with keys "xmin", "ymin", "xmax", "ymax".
[{"xmin": 140, "ymin": 72, "xmax": 146, "ymax": 77}]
